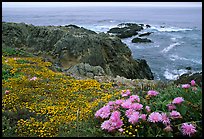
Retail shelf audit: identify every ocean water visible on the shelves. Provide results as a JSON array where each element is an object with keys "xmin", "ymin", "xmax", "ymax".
[{"xmin": 2, "ymin": 6, "xmax": 202, "ymax": 81}]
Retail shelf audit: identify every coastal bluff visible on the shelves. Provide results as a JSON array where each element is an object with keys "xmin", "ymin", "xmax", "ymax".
[{"xmin": 2, "ymin": 22, "xmax": 154, "ymax": 80}]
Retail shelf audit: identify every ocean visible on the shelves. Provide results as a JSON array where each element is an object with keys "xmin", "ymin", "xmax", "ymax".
[{"xmin": 2, "ymin": 6, "xmax": 202, "ymax": 81}]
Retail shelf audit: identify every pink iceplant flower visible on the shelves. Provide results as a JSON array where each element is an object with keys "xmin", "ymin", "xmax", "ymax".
[
  {"xmin": 108, "ymin": 101, "xmax": 115, "ymax": 106},
  {"xmin": 115, "ymin": 99, "xmax": 124, "ymax": 105},
  {"xmin": 190, "ymin": 80, "xmax": 196, "ymax": 86},
  {"xmin": 129, "ymin": 95, "xmax": 140, "ymax": 102},
  {"xmin": 181, "ymin": 123, "xmax": 197, "ymax": 137},
  {"xmin": 131, "ymin": 103, "xmax": 143, "ymax": 111},
  {"xmin": 101, "ymin": 120, "xmax": 111, "ymax": 131},
  {"xmin": 145, "ymin": 106, "xmax": 151, "ymax": 113},
  {"xmin": 101, "ymin": 111, "xmax": 123, "ymax": 132},
  {"xmin": 140, "ymin": 114, "xmax": 147, "ymax": 121},
  {"xmin": 148, "ymin": 112, "xmax": 162, "ymax": 123},
  {"xmin": 182, "ymin": 84, "xmax": 191, "ymax": 89},
  {"xmin": 128, "ymin": 111, "xmax": 140, "ymax": 124},
  {"xmin": 95, "ymin": 105, "xmax": 111, "ymax": 119},
  {"xmin": 167, "ymin": 104, "xmax": 176, "ymax": 111},
  {"xmin": 161, "ymin": 112, "xmax": 170, "ymax": 125},
  {"xmin": 125, "ymin": 109, "xmax": 136, "ymax": 118},
  {"xmin": 147, "ymin": 90, "xmax": 159, "ymax": 97},
  {"xmin": 121, "ymin": 100, "xmax": 132, "ymax": 109},
  {"xmin": 172, "ymin": 97, "xmax": 184, "ymax": 104},
  {"xmin": 170, "ymin": 110, "xmax": 182, "ymax": 119}
]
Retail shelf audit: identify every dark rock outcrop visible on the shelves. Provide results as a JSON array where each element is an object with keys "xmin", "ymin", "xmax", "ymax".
[
  {"xmin": 107, "ymin": 23, "xmax": 143, "ymax": 38},
  {"xmin": 132, "ymin": 37, "xmax": 152, "ymax": 43},
  {"xmin": 138, "ymin": 32, "xmax": 152, "ymax": 37},
  {"xmin": 2, "ymin": 22, "xmax": 154, "ymax": 80},
  {"xmin": 174, "ymin": 72, "xmax": 202, "ymax": 87},
  {"xmin": 146, "ymin": 24, "xmax": 151, "ymax": 28},
  {"xmin": 185, "ymin": 67, "xmax": 192, "ymax": 70}
]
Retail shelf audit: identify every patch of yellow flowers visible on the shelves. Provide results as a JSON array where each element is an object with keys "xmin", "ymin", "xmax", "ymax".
[{"xmin": 2, "ymin": 56, "xmax": 120, "ymax": 137}]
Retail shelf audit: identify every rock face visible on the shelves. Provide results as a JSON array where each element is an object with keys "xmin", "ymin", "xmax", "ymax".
[
  {"xmin": 2, "ymin": 22, "xmax": 154, "ymax": 80},
  {"xmin": 65, "ymin": 63, "xmax": 105, "ymax": 79},
  {"xmin": 107, "ymin": 23, "xmax": 143, "ymax": 38},
  {"xmin": 132, "ymin": 37, "xmax": 152, "ymax": 43}
]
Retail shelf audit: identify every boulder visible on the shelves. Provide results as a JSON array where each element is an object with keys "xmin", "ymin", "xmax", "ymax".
[
  {"xmin": 146, "ymin": 24, "xmax": 151, "ymax": 28},
  {"xmin": 2, "ymin": 22, "xmax": 154, "ymax": 80},
  {"xmin": 65, "ymin": 63, "xmax": 105, "ymax": 79},
  {"xmin": 138, "ymin": 32, "xmax": 152, "ymax": 37},
  {"xmin": 107, "ymin": 23, "xmax": 143, "ymax": 38},
  {"xmin": 132, "ymin": 37, "xmax": 152, "ymax": 43}
]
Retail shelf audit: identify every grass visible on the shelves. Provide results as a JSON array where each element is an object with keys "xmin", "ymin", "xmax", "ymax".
[{"xmin": 2, "ymin": 47, "xmax": 202, "ymax": 137}]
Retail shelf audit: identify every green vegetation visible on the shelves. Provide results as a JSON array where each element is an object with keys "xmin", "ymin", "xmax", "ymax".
[{"xmin": 2, "ymin": 47, "xmax": 202, "ymax": 137}]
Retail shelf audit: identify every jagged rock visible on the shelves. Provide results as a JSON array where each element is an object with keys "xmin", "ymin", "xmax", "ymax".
[
  {"xmin": 146, "ymin": 24, "xmax": 151, "ymax": 28},
  {"xmin": 138, "ymin": 32, "xmax": 152, "ymax": 37},
  {"xmin": 2, "ymin": 22, "xmax": 154, "ymax": 80},
  {"xmin": 107, "ymin": 23, "xmax": 143, "ymax": 38},
  {"xmin": 132, "ymin": 37, "xmax": 152, "ymax": 43}
]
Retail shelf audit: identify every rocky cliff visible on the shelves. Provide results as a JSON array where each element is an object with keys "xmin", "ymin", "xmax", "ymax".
[{"xmin": 2, "ymin": 22, "xmax": 154, "ymax": 80}]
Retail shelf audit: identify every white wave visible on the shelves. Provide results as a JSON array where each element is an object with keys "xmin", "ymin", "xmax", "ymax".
[
  {"xmin": 171, "ymin": 37, "xmax": 177, "ymax": 41},
  {"xmin": 161, "ymin": 43, "xmax": 180, "ymax": 53},
  {"xmin": 150, "ymin": 26, "xmax": 193, "ymax": 32},
  {"xmin": 169, "ymin": 54, "xmax": 202, "ymax": 64},
  {"xmin": 84, "ymin": 24, "xmax": 118, "ymax": 33},
  {"xmin": 164, "ymin": 69, "xmax": 189, "ymax": 80},
  {"xmin": 164, "ymin": 70, "xmax": 179, "ymax": 80}
]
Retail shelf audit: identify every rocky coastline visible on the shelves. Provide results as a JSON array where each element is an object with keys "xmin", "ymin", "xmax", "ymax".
[
  {"xmin": 2, "ymin": 22, "xmax": 201, "ymax": 84},
  {"xmin": 2, "ymin": 22, "xmax": 154, "ymax": 81}
]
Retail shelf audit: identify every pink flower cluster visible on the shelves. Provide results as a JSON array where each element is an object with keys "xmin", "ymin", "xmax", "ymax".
[
  {"xmin": 181, "ymin": 123, "xmax": 196, "ymax": 136},
  {"xmin": 96, "ymin": 83, "xmax": 197, "ymax": 136},
  {"xmin": 148, "ymin": 112, "xmax": 170, "ymax": 125},
  {"xmin": 166, "ymin": 96, "xmax": 185, "ymax": 113},
  {"xmin": 172, "ymin": 97, "xmax": 184, "ymax": 104},
  {"xmin": 190, "ymin": 80, "xmax": 196, "ymax": 86},
  {"xmin": 182, "ymin": 80, "xmax": 196, "ymax": 89},
  {"xmin": 101, "ymin": 111, "xmax": 123, "ymax": 132},
  {"xmin": 148, "ymin": 112, "xmax": 162, "ymax": 123},
  {"xmin": 147, "ymin": 90, "xmax": 159, "ymax": 97},
  {"xmin": 125, "ymin": 109, "xmax": 146, "ymax": 124},
  {"xmin": 170, "ymin": 110, "xmax": 182, "ymax": 119},
  {"xmin": 128, "ymin": 111, "xmax": 140, "ymax": 124},
  {"xmin": 95, "ymin": 105, "xmax": 111, "ymax": 119},
  {"xmin": 182, "ymin": 84, "xmax": 191, "ymax": 89},
  {"xmin": 161, "ymin": 113, "xmax": 170, "ymax": 125},
  {"xmin": 129, "ymin": 95, "xmax": 140, "ymax": 102},
  {"xmin": 167, "ymin": 104, "xmax": 176, "ymax": 111}
]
